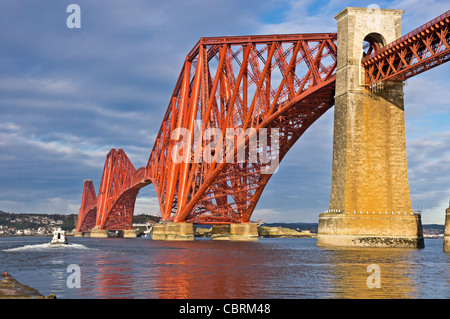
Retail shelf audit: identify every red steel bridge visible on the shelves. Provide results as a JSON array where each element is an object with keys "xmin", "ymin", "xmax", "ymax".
[{"xmin": 77, "ymin": 9, "xmax": 450, "ymax": 233}]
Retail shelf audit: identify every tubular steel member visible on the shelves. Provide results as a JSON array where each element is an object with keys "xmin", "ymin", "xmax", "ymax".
[
  {"xmin": 95, "ymin": 149, "xmax": 151, "ymax": 231},
  {"xmin": 78, "ymin": 9, "xmax": 450, "ymax": 232},
  {"xmin": 78, "ymin": 34, "xmax": 338, "ymax": 229},
  {"xmin": 362, "ymin": 10, "xmax": 450, "ymax": 88},
  {"xmin": 145, "ymin": 33, "xmax": 337, "ymax": 224},
  {"xmin": 76, "ymin": 180, "xmax": 97, "ymax": 232}
]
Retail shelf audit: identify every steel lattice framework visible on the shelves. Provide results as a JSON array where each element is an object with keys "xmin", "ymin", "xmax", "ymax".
[
  {"xmin": 362, "ymin": 10, "xmax": 450, "ymax": 87},
  {"xmin": 77, "ymin": 33, "xmax": 338, "ymax": 230},
  {"xmin": 77, "ymin": 10, "xmax": 450, "ymax": 231},
  {"xmin": 146, "ymin": 34, "xmax": 337, "ymax": 224},
  {"xmin": 76, "ymin": 180, "xmax": 97, "ymax": 232}
]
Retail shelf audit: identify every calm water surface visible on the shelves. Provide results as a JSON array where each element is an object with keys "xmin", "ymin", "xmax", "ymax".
[{"xmin": 0, "ymin": 236, "xmax": 448, "ymax": 299}]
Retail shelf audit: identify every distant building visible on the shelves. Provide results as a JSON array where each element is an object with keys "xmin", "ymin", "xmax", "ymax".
[{"xmin": 24, "ymin": 229, "xmax": 36, "ymax": 236}]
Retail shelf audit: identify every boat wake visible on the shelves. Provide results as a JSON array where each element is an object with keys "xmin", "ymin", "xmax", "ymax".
[{"xmin": 3, "ymin": 243, "xmax": 90, "ymax": 252}]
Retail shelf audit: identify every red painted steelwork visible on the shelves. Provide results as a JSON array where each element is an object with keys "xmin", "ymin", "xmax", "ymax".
[
  {"xmin": 95, "ymin": 149, "xmax": 151, "ymax": 230},
  {"xmin": 76, "ymin": 180, "xmax": 97, "ymax": 232},
  {"xmin": 362, "ymin": 10, "xmax": 450, "ymax": 86},
  {"xmin": 145, "ymin": 33, "xmax": 337, "ymax": 224},
  {"xmin": 77, "ymin": 10, "xmax": 450, "ymax": 231},
  {"xmin": 77, "ymin": 33, "xmax": 338, "ymax": 230}
]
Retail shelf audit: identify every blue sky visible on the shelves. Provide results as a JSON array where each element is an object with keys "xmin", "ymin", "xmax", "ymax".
[{"xmin": 0, "ymin": 0, "xmax": 448, "ymax": 224}]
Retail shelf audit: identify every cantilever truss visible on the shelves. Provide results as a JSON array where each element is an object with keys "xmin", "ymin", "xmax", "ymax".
[
  {"xmin": 362, "ymin": 10, "xmax": 450, "ymax": 87},
  {"xmin": 77, "ymin": 9, "xmax": 450, "ymax": 231},
  {"xmin": 78, "ymin": 33, "xmax": 338, "ymax": 230},
  {"xmin": 95, "ymin": 149, "xmax": 151, "ymax": 230},
  {"xmin": 76, "ymin": 180, "xmax": 97, "ymax": 232},
  {"xmin": 146, "ymin": 33, "xmax": 337, "ymax": 224}
]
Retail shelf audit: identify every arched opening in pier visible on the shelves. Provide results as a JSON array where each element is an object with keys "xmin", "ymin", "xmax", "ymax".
[{"xmin": 362, "ymin": 32, "xmax": 386, "ymax": 57}]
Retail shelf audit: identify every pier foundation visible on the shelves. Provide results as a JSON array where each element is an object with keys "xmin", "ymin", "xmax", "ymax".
[
  {"xmin": 444, "ymin": 204, "xmax": 450, "ymax": 253},
  {"xmin": 90, "ymin": 229, "xmax": 108, "ymax": 238},
  {"xmin": 151, "ymin": 222, "xmax": 194, "ymax": 241},
  {"xmin": 317, "ymin": 213, "xmax": 424, "ymax": 248},
  {"xmin": 151, "ymin": 223, "xmax": 166, "ymax": 240},
  {"xmin": 123, "ymin": 229, "xmax": 138, "ymax": 238},
  {"xmin": 230, "ymin": 223, "xmax": 259, "ymax": 241},
  {"xmin": 318, "ymin": 7, "xmax": 424, "ymax": 248},
  {"xmin": 211, "ymin": 224, "xmax": 231, "ymax": 240}
]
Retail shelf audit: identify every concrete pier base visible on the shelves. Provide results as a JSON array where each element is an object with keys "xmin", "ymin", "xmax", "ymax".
[
  {"xmin": 165, "ymin": 222, "xmax": 194, "ymax": 241},
  {"xmin": 317, "ymin": 213, "xmax": 424, "ymax": 248},
  {"xmin": 318, "ymin": 8, "xmax": 425, "ymax": 249},
  {"xmin": 151, "ymin": 223, "xmax": 166, "ymax": 240},
  {"xmin": 123, "ymin": 229, "xmax": 138, "ymax": 238},
  {"xmin": 230, "ymin": 223, "xmax": 259, "ymax": 241},
  {"xmin": 73, "ymin": 231, "xmax": 83, "ymax": 237},
  {"xmin": 151, "ymin": 222, "xmax": 194, "ymax": 241},
  {"xmin": 90, "ymin": 229, "xmax": 108, "ymax": 238},
  {"xmin": 444, "ymin": 209, "xmax": 450, "ymax": 253},
  {"xmin": 445, "ymin": 237, "xmax": 450, "ymax": 253},
  {"xmin": 211, "ymin": 225, "xmax": 231, "ymax": 240}
]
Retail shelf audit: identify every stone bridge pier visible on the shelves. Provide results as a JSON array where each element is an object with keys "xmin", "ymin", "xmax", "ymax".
[
  {"xmin": 444, "ymin": 201, "xmax": 450, "ymax": 252},
  {"xmin": 317, "ymin": 7, "xmax": 424, "ymax": 248}
]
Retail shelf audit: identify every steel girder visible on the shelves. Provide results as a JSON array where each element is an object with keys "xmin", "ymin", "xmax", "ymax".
[
  {"xmin": 77, "ymin": 10, "xmax": 450, "ymax": 230},
  {"xmin": 94, "ymin": 149, "xmax": 151, "ymax": 230},
  {"xmin": 146, "ymin": 33, "xmax": 338, "ymax": 224},
  {"xmin": 76, "ymin": 180, "xmax": 97, "ymax": 232},
  {"xmin": 362, "ymin": 10, "xmax": 450, "ymax": 87},
  {"xmin": 77, "ymin": 33, "xmax": 338, "ymax": 229}
]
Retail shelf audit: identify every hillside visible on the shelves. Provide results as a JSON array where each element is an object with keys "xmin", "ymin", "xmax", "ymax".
[
  {"xmin": 0, "ymin": 210, "xmax": 77, "ymax": 231},
  {"xmin": 0, "ymin": 210, "xmax": 444, "ymax": 236},
  {"xmin": 0, "ymin": 210, "xmax": 160, "ymax": 232}
]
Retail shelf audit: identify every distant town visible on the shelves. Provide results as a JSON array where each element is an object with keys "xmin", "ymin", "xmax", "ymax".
[
  {"xmin": 0, "ymin": 210, "xmax": 159, "ymax": 236},
  {"xmin": 0, "ymin": 209, "xmax": 445, "ymax": 238},
  {"xmin": 0, "ymin": 210, "xmax": 75, "ymax": 236}
]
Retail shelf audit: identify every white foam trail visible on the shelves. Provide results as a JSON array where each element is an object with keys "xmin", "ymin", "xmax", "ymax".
[{"xmin": 3, "ymin": 243, "xmax": 89, "ymax": 252}]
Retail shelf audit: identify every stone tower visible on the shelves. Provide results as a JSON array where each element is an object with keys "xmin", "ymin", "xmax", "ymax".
[
  {"xmin": 444, "ymin": 199, "xmax": 450, "ymax": 252},
  {"xmin": 317, "ymin": 7, "xmax": 424, "ymax": 248}
]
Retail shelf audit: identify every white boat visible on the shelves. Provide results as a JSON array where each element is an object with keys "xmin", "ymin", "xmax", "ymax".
[
  {"xmin": 143, "ymin": 222, "xmax": 153, "ymax": 238},
  {"xmin": 50, "ymin": 228, "xmax": 68, "ymax": 245}
]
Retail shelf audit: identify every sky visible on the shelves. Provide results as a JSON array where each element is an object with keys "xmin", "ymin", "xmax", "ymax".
[{"xmin": 0, "ymin": 0, "xmax": 449, "ymax": 224}]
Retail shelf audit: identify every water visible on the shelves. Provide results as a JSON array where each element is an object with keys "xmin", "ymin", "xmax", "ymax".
[{"xmin": 0, "ymin": 236, "xmax": 448, "ymax": 299}]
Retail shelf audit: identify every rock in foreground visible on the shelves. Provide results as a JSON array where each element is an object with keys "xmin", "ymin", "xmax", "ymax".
[{"xmin": 0, "ymin": 272, "xmax": 56, "ymax": 299}]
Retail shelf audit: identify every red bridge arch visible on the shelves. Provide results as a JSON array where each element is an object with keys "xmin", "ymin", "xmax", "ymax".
[{"xmin": 77, "ymin": 9, "xmax": 450, "ymax": 232}]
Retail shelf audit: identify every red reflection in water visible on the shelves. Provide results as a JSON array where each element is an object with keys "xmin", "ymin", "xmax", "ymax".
[{"xmin": 150, "ymin": 241, "xmax": 265, "ymax": 299}]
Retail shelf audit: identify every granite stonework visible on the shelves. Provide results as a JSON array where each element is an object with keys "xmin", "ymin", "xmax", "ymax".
[
  {"xmin": 444, "ymin": 203, "xmax": 450, "ymax": 252},
  {"xmin": 318, "ymin": 7, "xmax": 424, "ymax": 248}
]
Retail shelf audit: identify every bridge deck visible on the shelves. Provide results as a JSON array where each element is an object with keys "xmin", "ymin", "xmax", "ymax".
[{"xmin": 362, "ymin": 10, "xmax": 450, "ymax": 86}]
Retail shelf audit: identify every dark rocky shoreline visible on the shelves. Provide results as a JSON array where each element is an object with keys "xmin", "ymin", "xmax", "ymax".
[{"xmin": 0, "ymin": 272, "xmax": 56, "ymax": 299}]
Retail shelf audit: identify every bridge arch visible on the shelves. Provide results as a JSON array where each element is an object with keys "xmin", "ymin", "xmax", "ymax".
[
  {"xmin": 362, "ymin": 32, "xmax": 386, "ymax": 57},
  {"xmin": 145, "ymin": 34, "xmax": 338, "ymax": 224},
  {"xmin": 77, "ymin": 8, "xmax": 450, "ymax": 236}
]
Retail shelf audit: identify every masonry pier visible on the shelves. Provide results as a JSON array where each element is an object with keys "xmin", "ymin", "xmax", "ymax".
[
  {"xmin": 151, "ymin": 222, "xmax": 195, "ymax": 241},
  {"xmin": 317, "ymin": 7, "xmax": 424, "ymax": 248},
  {"xmin": 444, "ymin": 202, "xmax": 450, "ymax": 253},
  {"xmin": 90, "ymin": 229, "xmax": 108, "ymax": 238},
  {"xmin": 150, "ymin": 222, "xmax": 259, "ymax": 241},
  {"xmin": 211, "ymin": 224, "xmax": 231, "ymax": 240},
  {"xmin": 229, "ymin": 223, "xmax": 259, "ymax": 241}
]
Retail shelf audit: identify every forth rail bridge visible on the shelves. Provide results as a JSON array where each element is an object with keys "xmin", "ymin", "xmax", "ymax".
[{"xmin": 75, "ymin": 7, "xmax": 450, "ymax": 251}]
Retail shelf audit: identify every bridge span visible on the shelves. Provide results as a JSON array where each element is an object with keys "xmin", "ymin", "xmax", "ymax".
[{"xmin": 76, "ymin": 7, "xmax": 450, "ymax": 249}]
